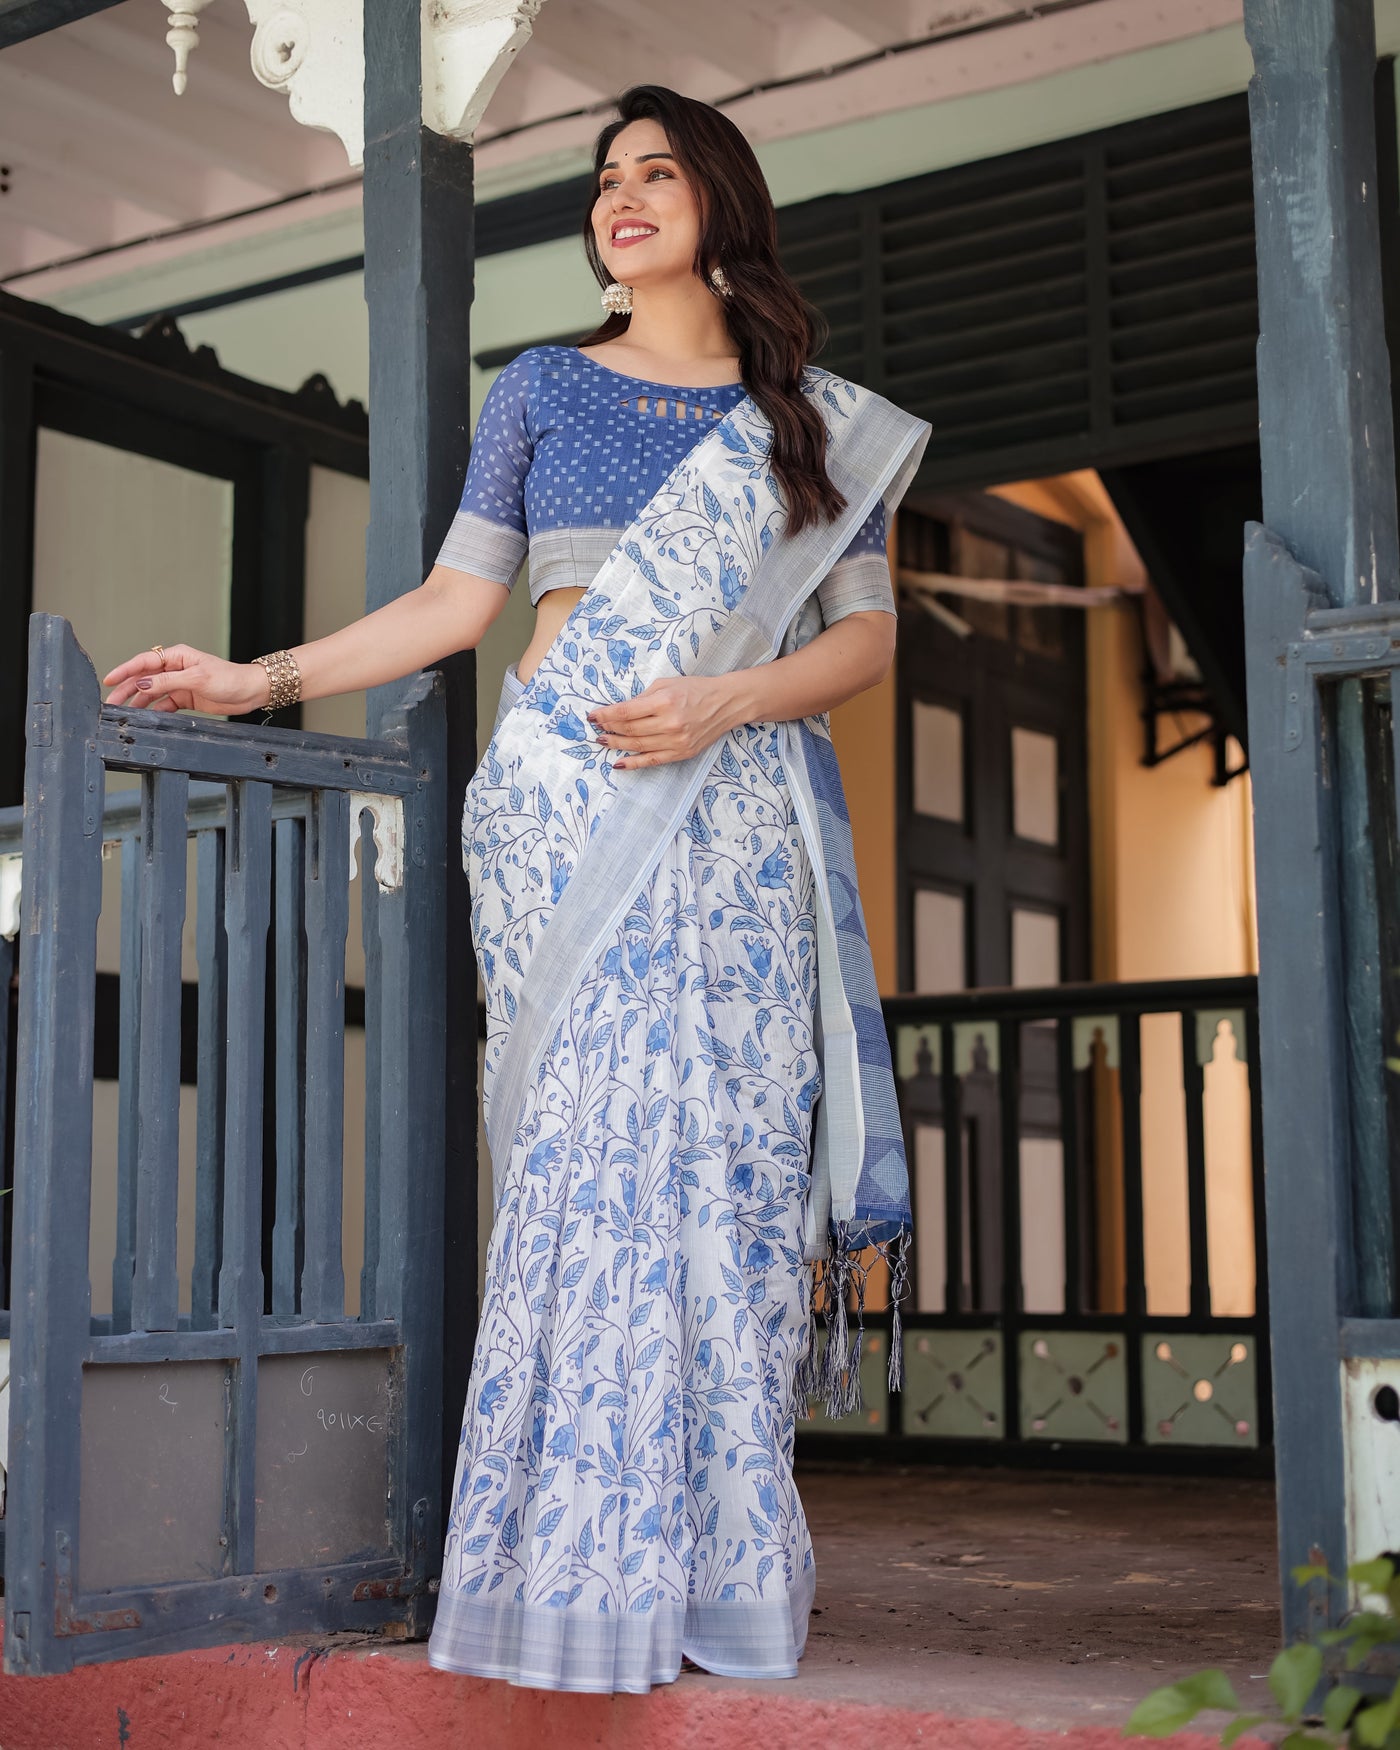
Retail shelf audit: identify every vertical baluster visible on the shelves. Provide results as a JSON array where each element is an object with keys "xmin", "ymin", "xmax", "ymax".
[
  {"xmin": 111, "ymin": 832, "xmax": 141, "ymax": 1331},
  {"xmin": 1119, "ymin": 1011, "xmax": 1146, "ymax": 1445},
  {"xmin": 1180, "ymin": 1010, "xmax": 1213, "ymax": 1321},
  {"xmin": 271, "ymin": 815, "xmax": 307, "ymax": 1318},
  {"xmin": 1245, "ymin": 1002, "xmax": 1274, "ymax": 1447},
  {"xmin": 132, "ymin": 771, "xmax": 189, "ymax": 1333},
  {"xmin": 303, "ymin": 789, "xmax": 348, "ymax": 1322},
  {"xmin": 219, "ymin": 780, "xmax": 272, "ymax": 1330},
  {"xmin": 999, "ymin": 1017, "xmax": 1024, "ymax": 1395},
  {"xmin": 359, "ymin": 813, "xmax": 383, "ymax": 1321},
  {"xmin": 940, "ymin": 1020, "xmax": 961, "ymax": 1314},
  {"xmin": 190, "ymin": 826, "xmax": 227, "ymax": 1332},
  {"xmin": 1057, "ymin": 1014, "xmax": 1083, "ymax": 1317},
  {"xmin": 0, "ymin": 926, "xmax": 12, "ymax": 1309},
  {"xmin": 219, "ymin": 780, "xmax": 272, "ymax": 1576},
  {"xmin": 374, "ymin": 854, "xmax": 410, "ymax": 1313}
]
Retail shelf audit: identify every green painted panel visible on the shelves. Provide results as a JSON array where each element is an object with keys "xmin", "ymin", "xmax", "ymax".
[
  {"xmin": 1142, "ymin": 1332, "xmax": 1259, "ymax": 1448},
  {"xmin": 896, "ymin": 1023, "xmax": 941, "ymax": 1080},
  {"xmin": 1019, "ymin": 1330, "xmax": 1128, "ymax": 1444},
  {"xmin": 901, "ymin": 1329, "xmax": 1004, "ymax": 1440},
  {"xmin": 798, "ymin": 1330, "xmax": 889, "ymax": 1435}
]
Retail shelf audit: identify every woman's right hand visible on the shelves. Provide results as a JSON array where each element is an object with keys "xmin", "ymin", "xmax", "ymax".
[{"xmin": 101, "ymin": 644, "xmax": 272, "ymax": 717}]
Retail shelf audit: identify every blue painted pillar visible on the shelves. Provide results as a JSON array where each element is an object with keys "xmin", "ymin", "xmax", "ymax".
[
  {"xmin": 1244, "ymin": 0, "xmax": 1400, "ymax": 1642},
  {"xmin": 361, "ymin": 1, "xmax": 480, "ymax": 1567}
]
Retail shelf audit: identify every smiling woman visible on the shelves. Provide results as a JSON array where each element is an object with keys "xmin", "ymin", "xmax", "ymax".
[{"xmin": 99, "ymin": 81, "xmax": 930, "ymax": 1700}]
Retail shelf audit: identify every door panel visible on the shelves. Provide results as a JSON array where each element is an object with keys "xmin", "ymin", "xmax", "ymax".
[
  {"xmin": 897, "ymin": 490, "xmax": 1091, "ymax": 1317},
  {"xmin": 897, "ymin": 490, "xmax": 1089, "ymax": 992}
]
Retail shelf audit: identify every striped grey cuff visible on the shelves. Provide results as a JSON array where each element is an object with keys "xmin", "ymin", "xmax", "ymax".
[
  {"xmin": 815, "ymin": 551, "xmax": 896, "ymax": 622},
  {"xmin": 435, "ymin": 508, "xmax": 528, "ymax": 588}
]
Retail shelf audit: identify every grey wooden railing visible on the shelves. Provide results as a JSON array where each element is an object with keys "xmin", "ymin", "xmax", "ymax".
[
  {"xmin": 800, "ymin": 977, "xmax": 1270, "ymax": 1471},
  {"xmin": 3, "ymin": 614, "xmax": 447, "ymax": 1675}
]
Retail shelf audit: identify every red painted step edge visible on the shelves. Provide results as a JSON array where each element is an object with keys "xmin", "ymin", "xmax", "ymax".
[{"xmin": 0, "ymin": 1628, "xmax": 1258, "ymax": 1750}]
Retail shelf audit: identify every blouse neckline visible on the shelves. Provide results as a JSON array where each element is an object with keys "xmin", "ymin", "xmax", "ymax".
[{"xmin": 571, "ymin": 346, "xmax": 745, "ymax": 396}]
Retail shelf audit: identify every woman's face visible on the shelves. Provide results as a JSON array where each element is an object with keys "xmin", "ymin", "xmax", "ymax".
[{"xmin": 591, "ymin": 119, "xmax": 704, "ymax": 292}]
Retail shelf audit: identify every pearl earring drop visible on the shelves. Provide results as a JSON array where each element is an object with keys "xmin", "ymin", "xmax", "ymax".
[{"xmin": 601, "ymin": 281, "xmax": 634, "ymax": 314}]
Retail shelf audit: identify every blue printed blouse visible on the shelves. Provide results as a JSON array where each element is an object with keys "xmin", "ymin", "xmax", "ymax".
[{"xmin": 433, "ymin": 345, "xmax": 894, "ymax": 623}]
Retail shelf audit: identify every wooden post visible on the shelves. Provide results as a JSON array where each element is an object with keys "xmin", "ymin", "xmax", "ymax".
[
  {"xmin": 1244, "ymin": 0, "xmax": 1400, "ymax": 1638},
  {"xmin": 361, "ymin": 0, "xmax": 480, "ymax": 1550},
  {"xmin": 0, "ymin": 352, "xmax": 35, "ymax": 809},
  {"xmin": 5, "ymin": 616, "xmax": 104, "ymax": 1675}
]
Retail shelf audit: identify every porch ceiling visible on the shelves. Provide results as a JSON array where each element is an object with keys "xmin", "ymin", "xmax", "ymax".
[{"xmin": 0, "ymin": 0, "xmax": 1244, "ymax": 284}]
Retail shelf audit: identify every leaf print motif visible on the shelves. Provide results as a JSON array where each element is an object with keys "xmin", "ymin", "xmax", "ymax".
[
  {"xmin": 433, "ymin": 375, "xmax": 884, "ymax": 1687},
  {"xmin": 536, "ymin": 1505, "xmax": 567, "ymax": 1540}
]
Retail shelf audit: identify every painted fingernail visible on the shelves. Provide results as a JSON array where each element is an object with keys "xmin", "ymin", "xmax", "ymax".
[{"xmin": 137, "ymin": 677, "xmax": 152, "ymax": 689}]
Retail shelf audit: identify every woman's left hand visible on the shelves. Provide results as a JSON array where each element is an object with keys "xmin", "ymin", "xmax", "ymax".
[{"xmin": 589, "ymin": 675, "xmax": 741, "ymax": 768}]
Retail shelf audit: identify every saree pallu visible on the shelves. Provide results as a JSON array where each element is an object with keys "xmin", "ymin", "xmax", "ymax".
[{"xmin": 428, "ymin": 373, "xmax": 930, "ymax": 1693}]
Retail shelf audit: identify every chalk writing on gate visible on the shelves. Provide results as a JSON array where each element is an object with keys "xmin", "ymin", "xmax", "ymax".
[{"xmin": 316, "ymin": 1409, "xmax": 386, "ymax": 1433}]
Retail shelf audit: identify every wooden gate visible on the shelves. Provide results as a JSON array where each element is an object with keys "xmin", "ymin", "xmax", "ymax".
[{"xmin": 3, "ymin": 613, "xmax": 447, "ymax": 1674}]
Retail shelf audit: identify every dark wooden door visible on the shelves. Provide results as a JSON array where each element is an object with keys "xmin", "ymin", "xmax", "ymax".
[
  {"xmin": 896, "ymin": 489, "xmax": 1090, "ymax": 996},
  {"xmin": 895, "ymin": 490, "xmax": 1091, "ymax": 1315}
]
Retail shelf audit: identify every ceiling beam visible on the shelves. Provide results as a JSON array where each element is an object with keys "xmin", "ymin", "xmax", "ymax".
[
  {"xmin": 0, "ymin": 157, "xmax": 135, "ymax": 253},
  {"xmin": 0, "ymin": 42, "xmax": 315, "ymax": 191},
  {"xmin": 0, "ymin": 90, "xmax": 208, "ymax": 220},
  {"xmin": 589, "ymin": 0, "xmax": 782, "ymax": 85},
  {"xmin": 798, "ymin": 0, "xmax": 912, "ymax": 47},
  {"xmin": 528, "ymin": 0, "xmax": 693, "ymax": 101},
  {"xmin": 0, "ymin": 218, "xmax": 84, "ymax": 276},
  {"xmin": 0, "ymin": 0, "xmax": 125, "ymax": 49}
]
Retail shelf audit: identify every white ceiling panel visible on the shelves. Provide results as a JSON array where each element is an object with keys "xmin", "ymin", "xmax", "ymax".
[{"xmin": 0, "ymin": 0, "xmax": 1241, "ymax": 285}]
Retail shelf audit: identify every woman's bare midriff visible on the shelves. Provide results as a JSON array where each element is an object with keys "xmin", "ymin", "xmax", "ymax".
[{"xmin": 517, "ymin": 585, "xmax": 589, "ymax": 685}]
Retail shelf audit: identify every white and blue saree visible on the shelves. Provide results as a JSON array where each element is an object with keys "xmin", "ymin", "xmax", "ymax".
[{"xmin": 428, "ymin": 369, "xmax": 930, "ymax": 1693}]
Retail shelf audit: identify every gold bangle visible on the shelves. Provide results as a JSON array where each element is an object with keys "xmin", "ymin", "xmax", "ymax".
[{"xmin": 251, "ymin": 649, "xmax": 301, "ymax": 711}]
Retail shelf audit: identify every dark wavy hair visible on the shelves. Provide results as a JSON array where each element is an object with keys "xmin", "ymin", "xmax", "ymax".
[{"xmin": 578, "ymin": 84, "xmax": 845, "ymax": 535}]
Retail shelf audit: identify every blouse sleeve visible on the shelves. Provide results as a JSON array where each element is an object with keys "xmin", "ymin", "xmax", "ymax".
[
  {"xmin": 814, "ymin": 499, "xmax": 894, "ymax": 625},
  {"xmin": 432, "ymin": 350, "xmax": 535, "ymax": 587}
]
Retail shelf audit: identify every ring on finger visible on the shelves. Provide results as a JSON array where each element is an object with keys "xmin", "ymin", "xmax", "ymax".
[{"xmin": 151, "ymin": 644, "xmax": 166, "ymax": 669}]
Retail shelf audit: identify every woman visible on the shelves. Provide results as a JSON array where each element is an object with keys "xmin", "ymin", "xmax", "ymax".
[{"xmin": 102, "ymin": 85, "xmax": 929, "ymax": 1695}]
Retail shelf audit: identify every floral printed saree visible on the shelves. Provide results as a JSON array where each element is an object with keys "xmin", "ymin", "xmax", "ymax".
[{"xmin": 427, "ymin": 370, "xmax": 930, "ymax": 1693}]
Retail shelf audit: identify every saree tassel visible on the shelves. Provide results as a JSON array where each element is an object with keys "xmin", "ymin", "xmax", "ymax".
[
  {"xmin": 794, "ymin": 1272, "xmax": 824, "ymax": 1414},
  {"xmin": 821, "ymin": 1251, "xmax": 857, "ymax": 1418},
  {"xmin": 885, "ymin": 1228, "xmax": 912, "ymax": 1395}
]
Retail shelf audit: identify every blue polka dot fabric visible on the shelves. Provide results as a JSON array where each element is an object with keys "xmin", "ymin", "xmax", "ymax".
[{"xmin": 434, "ymin": 345, "xmax": 893, "ymax": 622}]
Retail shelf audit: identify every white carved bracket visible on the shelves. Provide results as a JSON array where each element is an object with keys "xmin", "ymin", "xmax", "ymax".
[
  {"xmin": 238, "ymin": 0, "xmax": 546, "ymax": 166},
  {"xmin": 424, "ymin": 0, "xmax": 545, "ymax": 140},
  {"xmin": 348, "ymin": 794, "xmax": 405, "ymax": 893},
  {"xmin": 0, "ymin": 855, "xmax": 20, "ymax": 942},
  {"xmin": 244, "ymin": 0, "xmax": 366, "ymax": 166}
]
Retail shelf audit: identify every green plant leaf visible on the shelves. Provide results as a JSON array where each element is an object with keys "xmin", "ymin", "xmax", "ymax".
[
  {"xmin": 1270, "ymin": 1645, "xmax": 1323, "ymax": 1722},
  {"xmin": 1322, "ymin": 1683, "xmax": 1362, "ymax": 1734},
  {"xmin": 1177, "ymin": 1672, "xmax": 1243, "ymax": 1714},
  {"xmin": 1126, "ymin": 1684, "xmax": 1208, "ymax": 1737},
  {"xmin": 1348, "ymin": 1561, "xmax": 1395, "ymax": 1595},
  {"xmin": 1222, "ymin": 1714, "xmax": 1268, "ymax": 1746},
  {"xmin": 1340, "ymin": 1616, "xmax": 1400, "ymax": 1670},
  {"xmin": 1293, "ymin": 1564, "xmax": 1331, "ymax": 1586},
  {"xmin": 1354, "ymin": 1686, "xmax": 1400, "ymax": 1749},
  {"xmin": 1278, "ymin": 1733, "xmax": 1327, "ymax": 1750}
]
